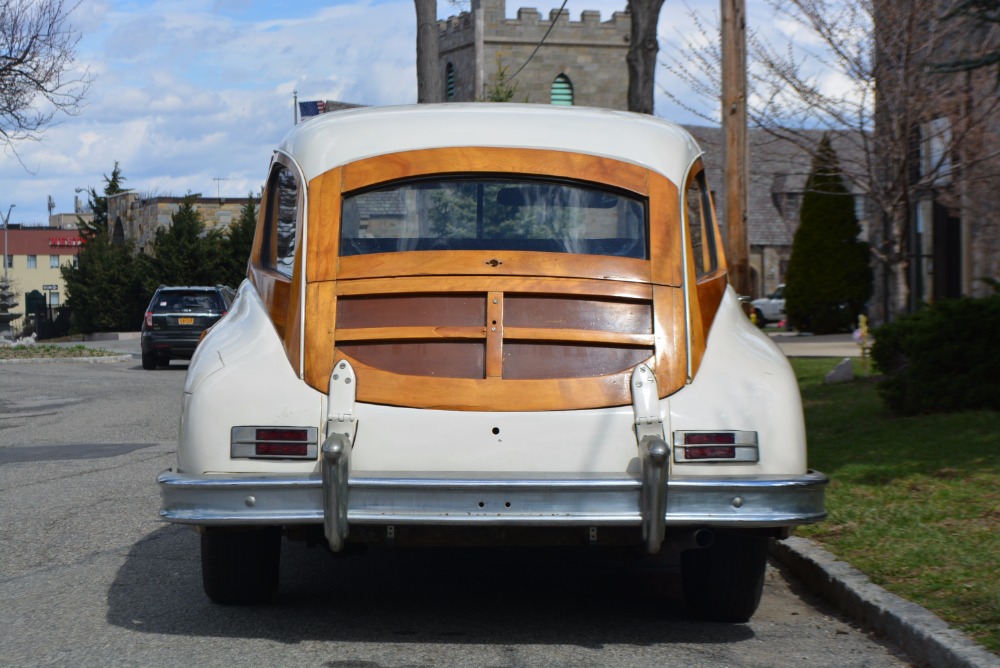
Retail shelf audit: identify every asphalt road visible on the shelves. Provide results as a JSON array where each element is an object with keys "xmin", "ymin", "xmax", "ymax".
[{"xmin": 0, "ymin": 354, "xmax": 913, "ymax": 667}]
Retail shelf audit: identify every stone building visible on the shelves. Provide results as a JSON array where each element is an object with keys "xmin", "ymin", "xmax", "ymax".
[
  {"xmin": 689, "ymin": 127, "xmax": 870, "ymax": 300},
  {"xmin": 436, "ymin": 0, "xmax": 630, "ymax": 108},
  {"xmin": 107, "ymin": 192, "xmax": 252, "ymax": 254}
]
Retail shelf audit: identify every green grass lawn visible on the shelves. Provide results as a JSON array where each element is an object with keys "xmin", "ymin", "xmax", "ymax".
[{"xmin": 791, "ymin": 358, "xmax": 999, "ymax": 654}]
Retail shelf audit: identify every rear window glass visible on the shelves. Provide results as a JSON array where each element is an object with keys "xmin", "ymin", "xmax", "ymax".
[
  {"xmin": 341, "ymin": 178, "xmax": 647, "ymax": 259},
  {"xmin": 152, "ymin": 291, "xmax": 223, "ymax": 312}
]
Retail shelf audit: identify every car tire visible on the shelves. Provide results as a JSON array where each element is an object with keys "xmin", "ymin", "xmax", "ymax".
[
  {"xmin": 753, "ymin": 308, "xmax": 766, "ymax": 328},
  {"xmin": 141, "ymin": 352, "xmax": 156, "ymax": 370},
  {"xmin": 201, "ymin": 527, "xmax": 282, "ymax": 605},
  {"xmin": 681, "ymin": 532, "xmax": 769, "ymax": 623}
]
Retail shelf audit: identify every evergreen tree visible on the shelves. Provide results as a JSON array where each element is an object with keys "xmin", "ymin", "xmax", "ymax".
[
  {"xmin": 62, "ymin": 162, "xmax": 148, "ymax": 333},
  {"xmin": 785, "ymin": 135, "xmax": 872, "ymax": 333},
  {"xmin": 147, "ymin": 195, "xmax": 227, "ymax": 289},
  {"xmin": 220, "ymin": 194, "xmax": 258, "ymax": 288}
]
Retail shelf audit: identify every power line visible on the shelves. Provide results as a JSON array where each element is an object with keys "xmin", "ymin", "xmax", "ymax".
[{"xmin": 507, "ymin": 0, "xmax": 570, "ymax": 83}]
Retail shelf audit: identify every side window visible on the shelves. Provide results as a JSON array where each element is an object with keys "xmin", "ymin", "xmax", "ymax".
[
  {"xmin": 262, "ymin": 163, "xmax": 299, "ymax": 277},
  {"xmin": 684, "ymin": 168, "xmax": 719, "ymax": 278}
]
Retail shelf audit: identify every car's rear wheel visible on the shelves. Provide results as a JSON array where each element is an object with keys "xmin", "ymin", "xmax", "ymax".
[
  {"xmin": 753, "ymin": 308, "xmax": 766, "ymax": 328},
  {"xmin": 201, "ymin": 527, "xmax": 281, "ymax": 604},
  {"xmin": 681, "ymin": 532, "xmax": 769, "ymax": 622},
  {"xmin": 141, "ymin": 352, "xmax": 156, "ymax": 370}
]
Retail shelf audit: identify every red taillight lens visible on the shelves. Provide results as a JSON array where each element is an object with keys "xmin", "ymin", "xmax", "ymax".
[
  {"xmin": 256, "ymin": 428, "xmax": 308, "ymax": 442},
  {"xmin": 674, "ymin": 431, "xmax": 758, "ymax": 463},
  {"xmin": 144, "ymin": 311, "xmax": 153, "ymax": 328},
  {"xmin": 255, "ymin": 442, "xmax": 309, "ymax": 457},
  {"xmin": 683, "ymin": 446, "xmax": 737, "ymax": 460},
  {"xmin": 684, "ymin": 432, "xmax": 736, "ymax": 445},
  {"xmin": 231, "ymin": 426, "xmax": 318, "ymax": 459}
]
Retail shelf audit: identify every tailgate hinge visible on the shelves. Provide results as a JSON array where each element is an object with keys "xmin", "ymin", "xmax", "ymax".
[{"xmin": 631, "ymin": 364, "xmax": 670, "ymax": 554}]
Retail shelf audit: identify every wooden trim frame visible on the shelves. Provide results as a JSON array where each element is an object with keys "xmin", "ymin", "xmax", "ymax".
[
  {"xmin": 295, "ymin": 147, "xmax": 690, "ymax": 411},
  {"xmin": 683, "ymin": 160, "xmax": 729, "ymax": 378}
]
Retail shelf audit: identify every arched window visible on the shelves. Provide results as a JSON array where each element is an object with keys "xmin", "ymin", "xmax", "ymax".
[
  {"xmin": 550, "ymin": 74, "xmax": 573, "ymax": 106},
  {"xmin": 446, "ymin": 63, "xmax": 456, "ymax": 101}
]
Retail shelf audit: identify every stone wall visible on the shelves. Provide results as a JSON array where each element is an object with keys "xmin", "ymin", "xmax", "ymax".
[
  {"xmin": 108, "ymin": 193, "xmax": 252, "ymax": 253},
  {"xmin": 438, "ymin": 0, "xmax": 630, "ymax": 108}
]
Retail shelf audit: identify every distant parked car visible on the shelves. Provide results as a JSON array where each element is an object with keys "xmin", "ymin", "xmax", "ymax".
[
  {"xmin": 140, "ymin": 285, "xmax": 233, "ymax": 370},
  {"xmin": 751, "ymin": 284, "xmax": 786, "ymax": 327}
]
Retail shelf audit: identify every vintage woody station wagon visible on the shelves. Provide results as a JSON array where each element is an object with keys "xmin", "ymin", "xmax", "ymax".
[{"xmin": 158, "ymin": 104, "xmax": 827, "ymax": 621}]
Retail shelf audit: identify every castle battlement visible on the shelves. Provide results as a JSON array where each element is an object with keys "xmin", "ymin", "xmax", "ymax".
[
  {"xmin": 439, "ymin": 0, "xmax": 629, "ymax": 46},
  {"xmin": 435, "ymin": 0, "xmax": 630, "ymax": 110}
]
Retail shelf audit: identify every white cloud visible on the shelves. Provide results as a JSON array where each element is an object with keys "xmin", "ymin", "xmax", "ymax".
[{"xmin": 2, "ymin": 0, "xmax": 840, "ymax": 226}]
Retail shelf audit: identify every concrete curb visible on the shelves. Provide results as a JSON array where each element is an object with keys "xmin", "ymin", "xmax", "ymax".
[
  {"xmin": 771, "ymin": 536, "xmax": 999, "ymax": 668},
  {"xmin": 0, "ymin": 354, "xmax": 135, "ymax": 365}
]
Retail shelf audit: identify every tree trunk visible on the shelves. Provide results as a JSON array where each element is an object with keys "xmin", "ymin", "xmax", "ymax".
[
  {"xmin": 626, "ymin": 0, "xmax": 666, "ymax": 114},
  {"xmin": 415, "ymin": 0, "xmax": 443, "ymax": 103}
]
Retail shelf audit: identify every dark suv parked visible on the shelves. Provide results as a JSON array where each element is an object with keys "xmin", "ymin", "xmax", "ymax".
[{"xmin": 141, "ymin": 285, "xmax": 234, "ymax": 370}]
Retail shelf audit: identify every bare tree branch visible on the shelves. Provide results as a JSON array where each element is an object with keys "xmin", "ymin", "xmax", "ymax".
[
  {"xmin": 660, "ymin": 0, "xmax": 1000, "ymax": 315},
  {"xmin": 0, "ymin": 0, "xmax": 93, "ymax": 161}
]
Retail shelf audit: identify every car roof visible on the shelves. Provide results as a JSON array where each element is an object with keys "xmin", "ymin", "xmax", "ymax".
[
  {"xmin": 156, "ymin": 286, "xmax": 226, "ymax": 291},
  {"xmin": 278, "ymin": 103, "xmax": 704, "ymax": 187}
]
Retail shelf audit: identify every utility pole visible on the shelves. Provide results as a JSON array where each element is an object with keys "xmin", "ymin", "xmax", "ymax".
[{"xmin": 721, "ymin": 0, "xmax": 750, "ymax": 298}]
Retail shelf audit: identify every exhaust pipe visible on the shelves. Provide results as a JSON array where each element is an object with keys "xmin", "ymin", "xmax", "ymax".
[{"xmin": 665, "ymin": 528, "xmax": 714, "ymax": 552}]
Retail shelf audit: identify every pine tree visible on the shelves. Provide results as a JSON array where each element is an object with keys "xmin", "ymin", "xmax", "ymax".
[
  {"xmin": 62, "ymin": 162, "xmax": 148, "ymax": 333},
  {"xmin": 147, "ymin": 195, "xmax": 227, "ymax": 289},
  {"xmin": 221, "ymin": 194, "xmax": 258, "ymax": 288},
  {"xmin": 785, "ymin": 135, "xmax": 872, "ymax": 333}
]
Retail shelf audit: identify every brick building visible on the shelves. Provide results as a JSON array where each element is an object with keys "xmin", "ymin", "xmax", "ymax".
[{"xmin": 1, "ymin": 224, "xmax": 83, "ymax": 321}]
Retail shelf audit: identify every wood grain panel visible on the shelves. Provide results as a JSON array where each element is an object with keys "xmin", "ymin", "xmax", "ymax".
[
  {"xmin": 503, "ymin": 327, "xmax": 654, "ymax": 347},
  {"xmin": 486, "ymin": 291, "xmax": 503, "ymax": 379},
  {"xmin": 334, "ymin": 326, "xmax": 486, "ymax": 342},
  {"xmin": 337, "ymin": 294, "xmax": 485, "ymax": 328},
  {"xmin": 652, "ymin": 285, "xmax": 687, "ymax": 391},
  {"xmin": 504, "ymin": 295, "xmax": 652, "ymax": 334},
  {"xmin": 648, "ymin": 172, "xmax": 684, "ymax": 287},
  {"xmin": 338, "ymin": 342, "xmax": 485, "ymax": 379},
  {"xmin": 304, "ymin": 281, "xmax": 337, "ymax": 391},
  {"xmin": 333, "ymin": 276, "xmax": 653, "ymax": 300},
  {"xmin": 336, "ymin": 251, "xmax": 650, "ymax": 283},
  {"xmin": 340, "ymin": 354, "xmax": 639, "ymax": 411},
  {"xmin": 306, "ymin": 169, "xmax": 342, "ymax": 282},
  {"xmin": 342, "ymin": 148, "xmax": 651, "ymax": 196},
  {"xmin": 503, "ymin": 344, "xmax": 654, "ymax": 380}
]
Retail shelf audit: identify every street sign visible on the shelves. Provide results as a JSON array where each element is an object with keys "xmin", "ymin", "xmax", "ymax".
[{"xmin": 42, "ymin": 284, "xmax": 58, "ymax": 290}]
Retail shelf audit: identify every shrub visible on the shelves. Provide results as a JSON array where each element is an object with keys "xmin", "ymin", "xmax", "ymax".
[
  {"xmin": 785, "ymin": 135, "xmax": 872, "ymax": 333},
  {"xmin": 871, "ymin": 295, "xmax": 1000, "ymax": 415}
]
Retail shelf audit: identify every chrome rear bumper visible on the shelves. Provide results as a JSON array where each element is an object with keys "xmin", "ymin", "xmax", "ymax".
[{"xmin": 158, "ymin": 468, "xmax": 828, "ymax": 547}]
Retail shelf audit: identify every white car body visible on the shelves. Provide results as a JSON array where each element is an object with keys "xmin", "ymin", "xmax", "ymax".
[{"xmin": 158, "ymin": 104, "xmax": 826, "ymax": 619}]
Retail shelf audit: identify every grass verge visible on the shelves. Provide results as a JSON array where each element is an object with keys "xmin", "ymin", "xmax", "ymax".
[
  {"xmin": 791, "ymin": 357, "xmax": 999, "ymax": 654},
  {"xmin": 0, "ymin": 343, "xmax": 120, "ymax": 360}
]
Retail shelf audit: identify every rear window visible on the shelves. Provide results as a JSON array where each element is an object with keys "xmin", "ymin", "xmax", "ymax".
[
  {"xmin": 151, "ymin": 291, "xmax": 224, "ymax": 313},
  {"xmin": 341, "ymin": 177, "xmax": 647, "ymax": 259}
]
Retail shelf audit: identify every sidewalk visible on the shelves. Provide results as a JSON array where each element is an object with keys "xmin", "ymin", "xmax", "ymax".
[{"xmin": 769, "ymin": 331, "xmax": 867, "ymax": 358}]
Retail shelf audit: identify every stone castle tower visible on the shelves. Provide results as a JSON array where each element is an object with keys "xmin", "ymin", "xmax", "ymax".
[{"xmin": 436, "ymin": 0, "xmax": 630, "ymax": 109}]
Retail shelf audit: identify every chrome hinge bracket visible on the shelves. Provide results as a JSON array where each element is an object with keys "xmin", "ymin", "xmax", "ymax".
[
  {"xmin": 326, "ymin": 360, "xmax": 358, "ymax": 440},
  {"xmin": 631, "ymin": 364, "xmax": 670, "ymax": 554}
]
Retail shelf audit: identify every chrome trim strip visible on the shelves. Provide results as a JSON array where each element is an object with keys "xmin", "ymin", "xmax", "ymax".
[{"xmin": 158, "ymin": 470, "xmax": 827, "ymax": 528}]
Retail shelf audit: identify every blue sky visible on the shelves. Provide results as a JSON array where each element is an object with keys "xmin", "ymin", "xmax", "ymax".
[{"xmin": 2, "ymin": 0, "xmax": 791, "ymax": 226}]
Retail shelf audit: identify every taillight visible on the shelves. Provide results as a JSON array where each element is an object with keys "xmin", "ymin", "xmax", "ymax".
[
  {"xmin": 144, "ymin": 311, "xmax": 153, "ymax": 328},
  {"xmin": 673, "ymin": 431, "xmax": 758, "ymax": 463},
  {"xmin": 231, "ymin": 426, "xmax": 319, "ymax": 459}
]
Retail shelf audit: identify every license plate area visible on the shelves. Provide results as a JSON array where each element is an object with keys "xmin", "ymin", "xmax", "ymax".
[{"xmin": 178, "ymin": 317, "xmax": 195, "ymax": 325}]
